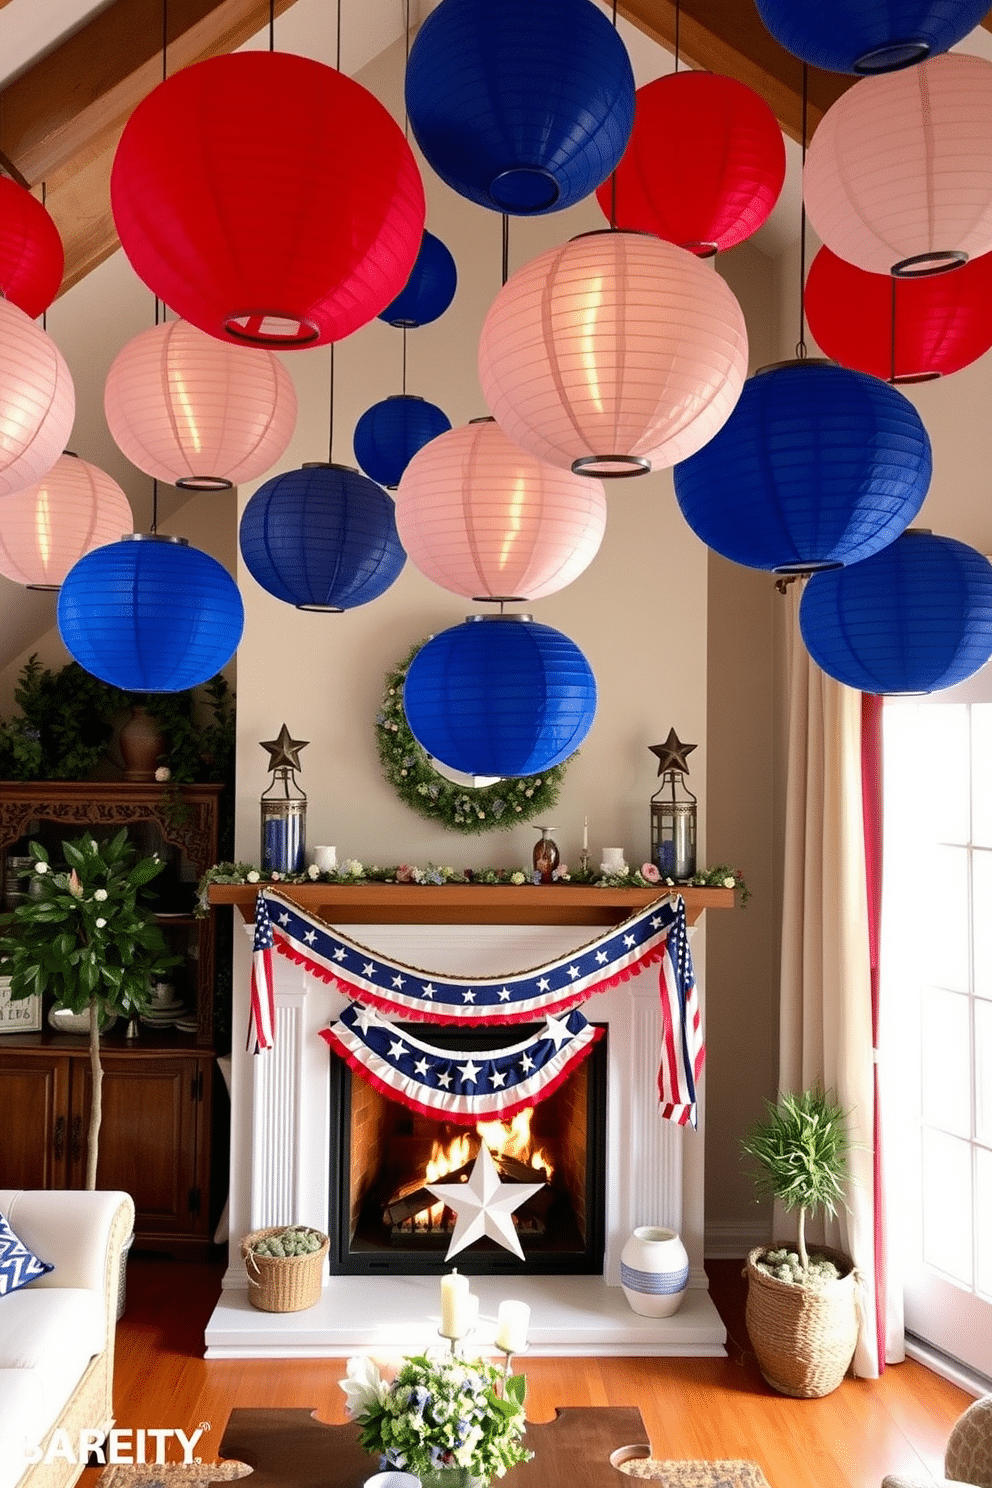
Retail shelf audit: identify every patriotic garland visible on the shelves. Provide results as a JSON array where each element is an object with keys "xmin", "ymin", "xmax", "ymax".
[
  {"xmin": 320, "ymin": 1002, "xmax": 604, "ymax": 1124},
  {"xmin": 259, "ymin": 888, "xmax": 680, "ymax": 1024},
  {"xmin": 248, "ymin": 887, "xmax": 704, "ymax": 1127}
]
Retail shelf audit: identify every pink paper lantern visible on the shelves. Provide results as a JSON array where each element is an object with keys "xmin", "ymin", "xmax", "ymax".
[
  {"xmin": 0, "ymin": 177, "xmax": 65, "ymax": 319},
  {"xmin": 804, "ymin": 54, "xmax": 992, "ymax": 277},
  {"xmin": 395, "ymin": 417, "xmax": 607, "ymax": 601},
  {"xmin": 0, "ymin": 298, "xmax": 75, "ymax": 498},
  {"xmin": 104, "ymin": 320, "xmax": 297, "ymax": 490},
  {"xmin": 478, "ymin": 231, "xmax": 748, "ymax": 477},
  {"xmin": 0, "ymin": 453, "xmax": 133, "ymax": 588}
]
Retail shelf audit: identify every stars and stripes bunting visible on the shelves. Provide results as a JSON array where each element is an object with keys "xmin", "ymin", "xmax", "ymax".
[
  {"xmin": 246, "ymin": 891, "xmax": 276, "ymax": 1053},
  {"xmin": 258, "ymin": 887, "xmax": 680, "ymax": 1024},
  {"xmin": 657, "ymin": 898, "xmax": 704, "ymax": 1128},
  {"xmin": 319, "ymin": 1003, "xmax": 604, "ymax": 1122}
]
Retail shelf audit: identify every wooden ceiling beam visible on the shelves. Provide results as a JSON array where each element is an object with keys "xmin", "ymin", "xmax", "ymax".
[
  {"xmin": 0, "ymin": 0, "xmax": 301, "ymax": 295},
  {"xmin": 617, "ymin": 0, "xmax": 855, "ymax": 141}
]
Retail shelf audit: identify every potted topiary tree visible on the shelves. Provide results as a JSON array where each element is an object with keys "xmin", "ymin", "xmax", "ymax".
[
  {"xmin": 740, "ymin": 1086, "xmax": 860, "ymax": 1398},
  {"xmin": 0, "ymin": 830, "xmax": 177, "ymax": 1188}
]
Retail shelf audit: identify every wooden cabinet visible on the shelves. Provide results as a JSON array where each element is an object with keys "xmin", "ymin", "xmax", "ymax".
[
  {"xmin": 0, "ymin": 1043, "xmax": 213, "ymax": 1252},
  {"xmin": 0, "ymin": 782, "xmax": 224, "ymax": 1258}
]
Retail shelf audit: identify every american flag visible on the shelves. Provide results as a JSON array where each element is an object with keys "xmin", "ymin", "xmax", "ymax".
[
  {"xmin": 657, "ymin": 899, "xmax": 704, "ymax": 1127},
  {"xmin": 247, "ymin": 894, "xmax": 276, "ymax": 1053}
]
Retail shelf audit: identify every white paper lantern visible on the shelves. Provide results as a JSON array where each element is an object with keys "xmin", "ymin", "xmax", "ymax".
[
  {"xmin": 395, "ymin": 418, "xmax": 606, "ymax": 600},
  {"xmin": 804, "ymin": 53, "xmax": 992, "ymax": 277},
  {"xmin": 0, "ymin": 298, "xmax": 75, "ymax": 498},
  {"xmin": 478, "ymin": 231, "xmax": 748, "ymax": 477},
  {"xmin": 104, "ymin": 319, "xmax": 297, "ymax": 490},
  {"xmin": 0, "ymin": 453, "xmax": 133, "ymax": 588}
]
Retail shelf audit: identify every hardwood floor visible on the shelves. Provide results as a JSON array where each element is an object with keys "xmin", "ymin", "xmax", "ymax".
[{"xmin": 87, "ymin": 1255, "xmax": 973, "ymax": 1488}]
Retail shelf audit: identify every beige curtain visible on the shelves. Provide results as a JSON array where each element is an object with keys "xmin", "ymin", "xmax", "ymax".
[{"xmin": 778, "ymin": 587, "xmax": 890, "ymax": 1376}]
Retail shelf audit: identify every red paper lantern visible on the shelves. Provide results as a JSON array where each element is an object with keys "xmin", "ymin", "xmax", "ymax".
[
  {"xmin": 111, "ymin": 52, "xmax": 425, "ymax": 349},
  {"xmin": 594, "ymin": 72, "xmax": 785, "ymax": 255},
  {"xmin": 805, "ymin": 246, "xmax": 992, "ymax": 382},
  {"xmin": 0, "ymin": 177, "xmax": 64, "ymax": 318}
]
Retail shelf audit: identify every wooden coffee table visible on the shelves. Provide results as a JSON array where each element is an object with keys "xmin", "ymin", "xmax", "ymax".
[{"xmin": 217, "ymin": 1405, "xmax": 651, "ymax": 1488}]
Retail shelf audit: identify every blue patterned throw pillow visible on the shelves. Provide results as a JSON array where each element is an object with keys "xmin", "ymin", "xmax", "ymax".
[{"xmin": 0, "ymin": 1212, "xmax": 54, "ymax": 1296}]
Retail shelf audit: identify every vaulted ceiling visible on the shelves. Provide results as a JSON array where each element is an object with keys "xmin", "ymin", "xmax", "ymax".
[{"xmin": 1, "ymin": 0, "xmax": 991, "ymax": 298}]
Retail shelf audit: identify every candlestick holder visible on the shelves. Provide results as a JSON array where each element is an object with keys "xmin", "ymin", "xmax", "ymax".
[
  {"xmin": 438, "ymin": 1329, "xmax": 468, "ymax": 1357},
  {"xmin": 579, "ymin": 847, "xmax": 590, "ymax": 875},
  {"xmin": 497, "ymin": 1342, "xmax": 528, "ymax": 1384}
]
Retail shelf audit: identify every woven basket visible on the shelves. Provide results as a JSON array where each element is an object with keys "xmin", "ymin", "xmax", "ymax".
[
  {"xmin": 241, "ymin": 1226, "xmax": 329, "ymax": 1313},
  {"xmin": 745, "ymin": 1243, "xmax": 859, "ymax": 1398}
]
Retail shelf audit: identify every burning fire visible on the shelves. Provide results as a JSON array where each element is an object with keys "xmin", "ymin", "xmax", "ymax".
[{"xmin": 418, "ymin": 1109, "xmax": 552, "ymax": 1230}]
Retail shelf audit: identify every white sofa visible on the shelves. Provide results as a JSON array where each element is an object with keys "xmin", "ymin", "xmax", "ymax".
[{"xmin": 0, "ymin": 1190, "xmax": 134, "ymax": 1488}]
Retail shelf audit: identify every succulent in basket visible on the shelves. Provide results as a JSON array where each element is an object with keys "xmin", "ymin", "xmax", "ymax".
[
  {"xmin": 341, "ymin": 1351, "xmax": 531, "ymax": 1487},
  {"xmin": 248, "ymin": 1226, "xmax": 325, "ymax": 1258}
]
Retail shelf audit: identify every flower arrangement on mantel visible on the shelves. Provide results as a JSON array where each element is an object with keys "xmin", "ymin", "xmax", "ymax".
[{"xmin": 197, "ymin": 860, "xmax": 748, "ymax": 910}]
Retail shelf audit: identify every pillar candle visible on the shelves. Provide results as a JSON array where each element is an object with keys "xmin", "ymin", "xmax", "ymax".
[
  {"xmin": 495, "ymin": 1299, "xmax": 530, "ymax": 1352},
  {"xmin": 440, "ymin": 1269, "xmax": 470, "ymax": 1338},
  {"xmin": 583, "ymin": 816, "xmax": 588, "ymax": 851}
]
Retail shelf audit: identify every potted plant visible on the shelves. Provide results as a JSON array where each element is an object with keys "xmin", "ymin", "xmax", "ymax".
[
  {"xmin": 740, "ymin": 1086, "xmax": 860, "ymax": 1398},
  {"xmin": 0, "ymin": 830, "xmax": 177, "ymax": 1188}
]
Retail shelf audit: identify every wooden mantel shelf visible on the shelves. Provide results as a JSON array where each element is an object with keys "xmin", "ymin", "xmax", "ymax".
[{"xmin": 209, "ymin": 881, "xmax": 734, "ymax": 927}]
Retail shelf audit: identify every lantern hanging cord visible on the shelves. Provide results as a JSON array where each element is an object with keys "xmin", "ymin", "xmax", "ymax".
[
  {"xmin": 162, "ymin": 0, "xmax": 168, "ymax": 80},
  {"xmin": 674, "ymin": 0, "xmax": 680, "ymax": 73},
  {"xmin": 41, "ymin": 181, "xmax": 48, "ymax": 331},
  {"xmin": 890, "ymin": 275, "xmax": 897, "ymax": 383},
  {"xmin": 151, "ymin": 478, "xmax": 159, "ymax": 536},
  {"xmin": 796, "ymin": 62, "xmax": 809, "ymax": 361},
  {"xmin": 336, "ymin": 0, "xmax": 342, "ymax": 71},
  {"xmin": 502, "ymin": 214, "xmax": 509, "ymax": 287},
  {"xmin": 402, "ymin": 326, "xmax": 408, "ymax": 395},
  {"xmin": 268, "ymin": 0, "xmax": 274, "ymax": 51},
  {"xmin": 403, "ymin": 0, "xmax": 411, "ymax": 140},
  {"xmin": 328, "ymin": 342, "xmax": 335, "ymax": 462}
]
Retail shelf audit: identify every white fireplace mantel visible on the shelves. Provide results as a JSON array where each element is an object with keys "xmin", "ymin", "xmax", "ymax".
[{"xmin": 204, "ymin": 887, "xmax": 729, "ymax": 1358}]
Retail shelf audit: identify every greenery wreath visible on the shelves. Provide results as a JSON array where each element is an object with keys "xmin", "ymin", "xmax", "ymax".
[{"xmin": 375, "ymin": 639, "xmax": 570, "ymax": 834}]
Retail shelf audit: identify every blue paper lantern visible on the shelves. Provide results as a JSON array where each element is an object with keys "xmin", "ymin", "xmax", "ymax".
[
  {"xmin": 800, "ymin": 531, "xmax": 992, "ymax": 694},
  {"xmin": 405, "ymin": 0, "xmax": 635, "ymax": 215},
  {"xmin": 753, "ymin": 0, "xmax": 990, "ymax": 73},
  {"xmin": 239, "ymin": 462, "xmax": 406, "ymax": 611},
  {"xmin": 403, "ymin": 614, "xmax": 597, "ymax": 777},
  {"xmin": 57, "ymin": 533, "xmax": 244, "ymax": 693},
  {"xmin": 673, "ymin": 361, "xmax": 932, "ymax": 575},
  {"xmin": 353, "ymin": 396, "xmax": 452, "ymax": 489},
  {"xmin": 378, "ymin": 231, "xmax": 457, "ymax": 327}
]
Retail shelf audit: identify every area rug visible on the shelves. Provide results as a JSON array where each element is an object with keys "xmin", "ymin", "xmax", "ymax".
[
  {"xmin": 620, "ymin": 1460, "xmax": 772, "ymax": 1488},
  {"xmin": 98, "ymin": 1458, "xmax": 771, "ymax": 1488}
]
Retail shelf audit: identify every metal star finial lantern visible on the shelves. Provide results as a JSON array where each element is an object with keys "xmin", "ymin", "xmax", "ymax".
[
  {"xmin": 649, "ymin": 727, "xmax": 696, "ymax": 777},
  {"xmin": 259, "ymin": 724, "xmax": 309, "ymax": 872},
  {"xmin": 649, "ymin": 728, "xmax": 697, "ymax": 882}
]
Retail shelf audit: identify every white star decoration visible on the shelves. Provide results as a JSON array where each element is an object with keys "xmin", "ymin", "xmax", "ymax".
[
  {"xmin": 354, "ymin": 1005, "xmax": 380, "ymax": 1034},
  {"xmin": 595, "ymin": 950, "xmax": 608, "ymax": 964},
  {"xmin": 392, "ymin": 973, "xmax": 406, "ymax": 989},
  {"xmin": 422, "ymin": 983, "xmax": 436, "ymax": 999},
  {"xmin": 543, "ymin": 1014, "xmax": 572, "ymax": 1050},
  {"xmin": 425, "ymin": 1143, "xmax": 545, "ymax": 1261},
  {"xmin": 624, "ymin": 934, "xmax": 636, "ymax": 948},
  {"xmin": 458, "ymin": 1058, "xmax": 481, "ymax": 1084},
  {"xmin": 304, "ymin": 930, "xmax": 317, "ymax": 944},
  {"xmin": 278, "ymin": 913, "xmax": 290, "ymax": 926},
  {"xmin": 362, "ymin": 961, "xmax": 376, "ymax": 977},
  {"xmin": 498, "ymin": 987, "xmax": 512, "ymax": 1002},
  {"xmin": 537, "ymin": 977, "xmax": 551, "ymax": 992},
  {"xmin": 388, "ymin": 1038, "xmax": 406, "ymax": 1060},
  {"xmin": 332, "ymin": 947, "xmax": 347, "ymax": 962}
]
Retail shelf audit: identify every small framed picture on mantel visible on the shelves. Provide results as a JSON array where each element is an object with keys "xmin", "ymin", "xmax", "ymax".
[{"xmin": 0, "ymin": 977, "xmax": 41, "ymax": 1034}]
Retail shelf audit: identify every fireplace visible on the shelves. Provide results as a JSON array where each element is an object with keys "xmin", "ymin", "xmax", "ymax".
[
  {"xmin": 206, "ymin": 906, "xmax": 726, "ymax": 1357},
  {"xmin": 329, "ymin": 1023, "xmax": 607, "ymax": 1274}
]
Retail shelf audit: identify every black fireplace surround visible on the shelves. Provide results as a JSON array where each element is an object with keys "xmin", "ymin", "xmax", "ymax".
[{"xmin": 328, "ymin": 1021, "xmax": 607, "ymax": 1275}]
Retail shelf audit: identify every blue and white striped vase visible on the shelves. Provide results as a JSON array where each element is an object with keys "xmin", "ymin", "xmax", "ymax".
[{"xmin": 620, "ymin": 1226, "xmax": 690, "ymax": 1317}]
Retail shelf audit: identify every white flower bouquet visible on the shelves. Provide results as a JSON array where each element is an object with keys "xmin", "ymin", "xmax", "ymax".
[{"xmin": 341, "ymin": 1351, "xmax": 531, "ymax": 1484}]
